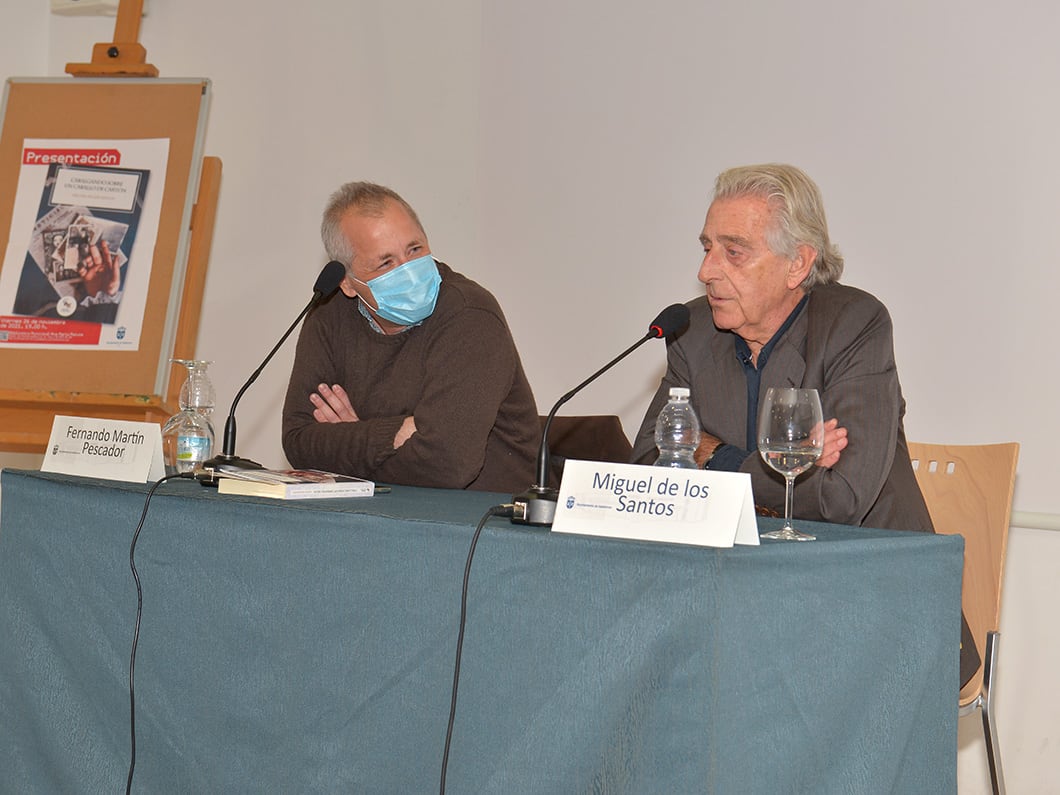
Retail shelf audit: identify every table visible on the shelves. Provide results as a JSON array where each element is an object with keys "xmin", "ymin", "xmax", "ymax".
[{"xmin": 0, "ymin": 469, "xmax": 962, "ymax": 793}]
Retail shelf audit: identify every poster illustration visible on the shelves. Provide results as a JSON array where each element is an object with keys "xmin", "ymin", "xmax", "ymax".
[{"xmin": 0, "ymin": 138, "xmax": 169, "ymax": 349}]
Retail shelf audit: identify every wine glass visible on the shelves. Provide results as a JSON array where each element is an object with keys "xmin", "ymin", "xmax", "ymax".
[{"xmin": 757, "ymin": 387, "xmax": 824, "ymax": 541}]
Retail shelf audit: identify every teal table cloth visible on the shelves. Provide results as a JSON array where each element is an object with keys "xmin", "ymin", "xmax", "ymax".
[{"xmin": 0, "ymin": 469, "xmax": 961, "ymax": 793}]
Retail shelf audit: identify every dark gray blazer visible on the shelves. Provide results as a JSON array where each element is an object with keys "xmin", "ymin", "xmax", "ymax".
[{"xmin": 632, "ymin": 283, "xmax": 933, "ymax": 533}]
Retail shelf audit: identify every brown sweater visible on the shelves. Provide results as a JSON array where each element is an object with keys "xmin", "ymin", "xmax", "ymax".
[{"xmin": 282, "ymin": 262, "xmax": 539, "ymax": 493}]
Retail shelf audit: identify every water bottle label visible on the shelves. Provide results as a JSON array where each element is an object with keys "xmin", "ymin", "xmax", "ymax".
[{"xmin": 176, "ymin": 435, "xmax": 210, "ymax": 462}]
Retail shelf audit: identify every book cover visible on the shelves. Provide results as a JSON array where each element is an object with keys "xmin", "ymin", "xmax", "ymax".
[
  {"xmin": 0, "ymin": 138, "xmax": 170, "ymax": 350},
  {"xmin": 12, "ymin": 162, "xmax": 149, "ymax": 326},
  {"xmin": 215, "ymin": 467, "xmax": 375, "ymax": 500}
]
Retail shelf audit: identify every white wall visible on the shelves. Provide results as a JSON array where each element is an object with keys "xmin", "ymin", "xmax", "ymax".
[{"xmin": 0, "ymin": 1, "xmax": 1057, "ymax": 791}]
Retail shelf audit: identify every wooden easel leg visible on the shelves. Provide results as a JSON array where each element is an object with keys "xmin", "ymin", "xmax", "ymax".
[{"xmin": 166, "ymin": 156, "xmax": 223, "ymax": 410}]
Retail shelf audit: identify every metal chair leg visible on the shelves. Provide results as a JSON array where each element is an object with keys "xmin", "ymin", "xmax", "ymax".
[{"xmin": 980, "ymin": 631, "xmax": 1005, "ymax": 795}]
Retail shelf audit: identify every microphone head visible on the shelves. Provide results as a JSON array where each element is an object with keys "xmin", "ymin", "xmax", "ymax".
[
  {"xmin": 648, "ymin": 303, "xmax": 690, "ymax": 338},
  {"xmin": 313, "ymin": 260, "xmax": 347, "ymax": 298}
]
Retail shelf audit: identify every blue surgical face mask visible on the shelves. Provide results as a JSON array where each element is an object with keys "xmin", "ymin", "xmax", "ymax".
[{"xmin": 355, "ymin": 254, "xmax": 441, "ymax": 326}]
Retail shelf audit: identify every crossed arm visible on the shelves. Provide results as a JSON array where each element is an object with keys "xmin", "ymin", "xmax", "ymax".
[
  {"xmin": 281, "ymin": 305, "xmax": 520, "ymax": 488},
  {"xmin": 309, "ymin": 383, "xmax": 417, "ymax": 449},
  {"xmin": 693, "ymin": 418, "xmax": 848, "ymax": 469}
]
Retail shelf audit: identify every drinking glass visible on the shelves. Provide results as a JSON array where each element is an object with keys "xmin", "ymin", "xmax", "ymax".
[
  {"xmin": 161, "ymin": 359, "xmax": 215, "ymax": 475},
  {"xmin": 757, "ymin": 387, "xmax": 824, "ymax": 541}
]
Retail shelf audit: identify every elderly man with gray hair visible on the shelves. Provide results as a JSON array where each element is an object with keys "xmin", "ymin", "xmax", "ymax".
[{"xmin": 631, "ymin": 163, "xmax": 979, "ymax": 683}]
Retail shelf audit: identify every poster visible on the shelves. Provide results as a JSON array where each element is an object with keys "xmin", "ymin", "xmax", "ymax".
[{"xmin": 0, "ymin": 138, "xmax": 169, "ymax": 349}]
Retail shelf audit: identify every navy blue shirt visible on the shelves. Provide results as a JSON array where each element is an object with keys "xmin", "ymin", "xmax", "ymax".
[{"xmin": 705, "ymin": 294, "xmax": 809, "ymax": 471}]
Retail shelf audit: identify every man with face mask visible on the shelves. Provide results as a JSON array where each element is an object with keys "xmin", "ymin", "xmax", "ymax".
[{"xmin": 281, "ymin": 181, "xmax": 539, "ymax": 492}]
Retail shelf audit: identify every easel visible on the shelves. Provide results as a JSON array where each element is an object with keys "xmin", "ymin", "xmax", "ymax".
[
  {"xmin": 65, "ymin": 0, "xmax": 158, "ymax": 78},
  {"xmin": 0, "ymin": 0, "xmax": 220, "ymax": 453}
]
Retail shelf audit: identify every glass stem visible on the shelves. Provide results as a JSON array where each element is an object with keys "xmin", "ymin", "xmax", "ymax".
[{"xmin": 783, "ymin": 475, "xmax": 795, "ymax": 530}]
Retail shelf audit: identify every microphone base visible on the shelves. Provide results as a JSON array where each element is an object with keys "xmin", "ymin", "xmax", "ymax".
[
  {"xmin": 195, "ymin": 454, "xmax": 264, "ymax": 487},
  {"xmin": 510, "ymin": 485, "xmax": 558, "ymax": 527}
]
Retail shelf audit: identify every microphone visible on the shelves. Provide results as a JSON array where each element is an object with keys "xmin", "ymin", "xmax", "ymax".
[
  {"xmin": 197, "ymin": 260, "xmax": 347, "ymax": 483},
  {"xmin": 511, "ymin": 302, "xmax": 690, "ymax": 526}
]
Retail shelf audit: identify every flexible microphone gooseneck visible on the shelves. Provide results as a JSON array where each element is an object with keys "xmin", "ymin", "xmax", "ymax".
[
  {"xmin": 510, "ymin": 302, "xmax": 690, "ymax": 526},
  {"xmin": 197, "ymin": 260, "xmax": 347, "ymax": 483}
]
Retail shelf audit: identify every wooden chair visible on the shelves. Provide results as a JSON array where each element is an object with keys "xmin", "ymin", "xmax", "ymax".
[
  {"xmin": 908, "ymin": 442, "xmax": 1019, "ymax": 795},
  {"xmin": 540, "ymin": 415, "xmax": 633, "ymax": 488}
]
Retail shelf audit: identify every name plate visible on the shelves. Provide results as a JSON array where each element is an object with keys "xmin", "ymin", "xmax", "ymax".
[
  {"xmin": 552, "ymin": 460, "xmax": 759, "ymax": 547},
  {"xmin": 41, "ymin": 415, "xmax": 165, "ymax": 483}
]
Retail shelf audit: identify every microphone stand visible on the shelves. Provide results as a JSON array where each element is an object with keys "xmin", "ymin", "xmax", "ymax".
[
  {"xmin": 197, "ymin": 302, "xmax": 319, "ymax": 484},
  {"xmin": 511, "ymin": 332, "xmax": 658, "ymax": 526},
  {"xmin": 197, "ymin": 257, "xmax": 347, "ymax": 485}
]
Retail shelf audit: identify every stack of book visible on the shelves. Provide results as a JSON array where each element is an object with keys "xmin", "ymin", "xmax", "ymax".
[{"xmin": 214, "ymin": 465, "xmax": 375, "ymax": 500}]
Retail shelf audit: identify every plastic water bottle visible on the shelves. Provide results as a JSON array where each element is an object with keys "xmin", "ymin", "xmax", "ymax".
[
  {"xmin": 161, "ymin": 359, "xmax": 216, "ymax": 475},
  {"xmin": 654, "ymin": 387, "xmax": 699, "ymax": 469}
]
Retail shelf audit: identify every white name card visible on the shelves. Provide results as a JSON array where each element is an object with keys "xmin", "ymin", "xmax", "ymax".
[
  {"xmin": 552, "ymin": 460, "xmax": 759, "ymax": 547},
  {"xmin": 41, "ymin": 415, "xmax": 165, "ymax": 483}
]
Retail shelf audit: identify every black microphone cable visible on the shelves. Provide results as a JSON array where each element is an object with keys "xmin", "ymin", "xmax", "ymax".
[
  {"xmin": 126, "ymin": 471, "xmax": 197, "ymax": 795},
  {"xmin": 439, "ymin": 502, "xmax": 515, "ymax": 795}
]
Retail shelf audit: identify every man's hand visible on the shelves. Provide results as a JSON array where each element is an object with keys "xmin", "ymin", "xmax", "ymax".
[
  {"xmin": 310, "ymin": 384, "xmax": 416, "ymax": 450},
  {"xmin": 310, "ymin": 383, "xmax": 360, "ymax": 423},
  {"xmin": 394, "ymin": 416, "xmax": 417, "ymax": 449},
  {"xmin": 79, "ymin": 240, "xmax": 121, "ymax": 297},
  {"xmin": 817, "ymin": 417, "xmax": 848, "ymax": 469},
  {"xmin": 694, "ymin": 431, "xmax": 722, "ymax": 468}
]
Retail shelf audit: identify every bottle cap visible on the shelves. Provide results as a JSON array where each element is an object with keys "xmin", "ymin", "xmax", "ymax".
[{"xmin": 668, "ymin": 386, "xmax": 691, "ymax": 399}]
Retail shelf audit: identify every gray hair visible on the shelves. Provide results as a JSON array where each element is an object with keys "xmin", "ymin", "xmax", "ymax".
[
  {"xmin": 320, "ymin": 181, "xmax": 425, "ymax": 264},
  {"xmin": 714, "ymin": 164, "xmax": 843, "ymax": 288}
]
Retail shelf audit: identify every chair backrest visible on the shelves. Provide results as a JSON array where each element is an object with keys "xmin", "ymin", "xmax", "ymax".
[
  {"xmin": 540, "ymin": 415, "xmax": 633, "ymax": 488},
  {"xmin": 907, "ymin": 442, "xmax": 1019, "ymax": 703}
]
